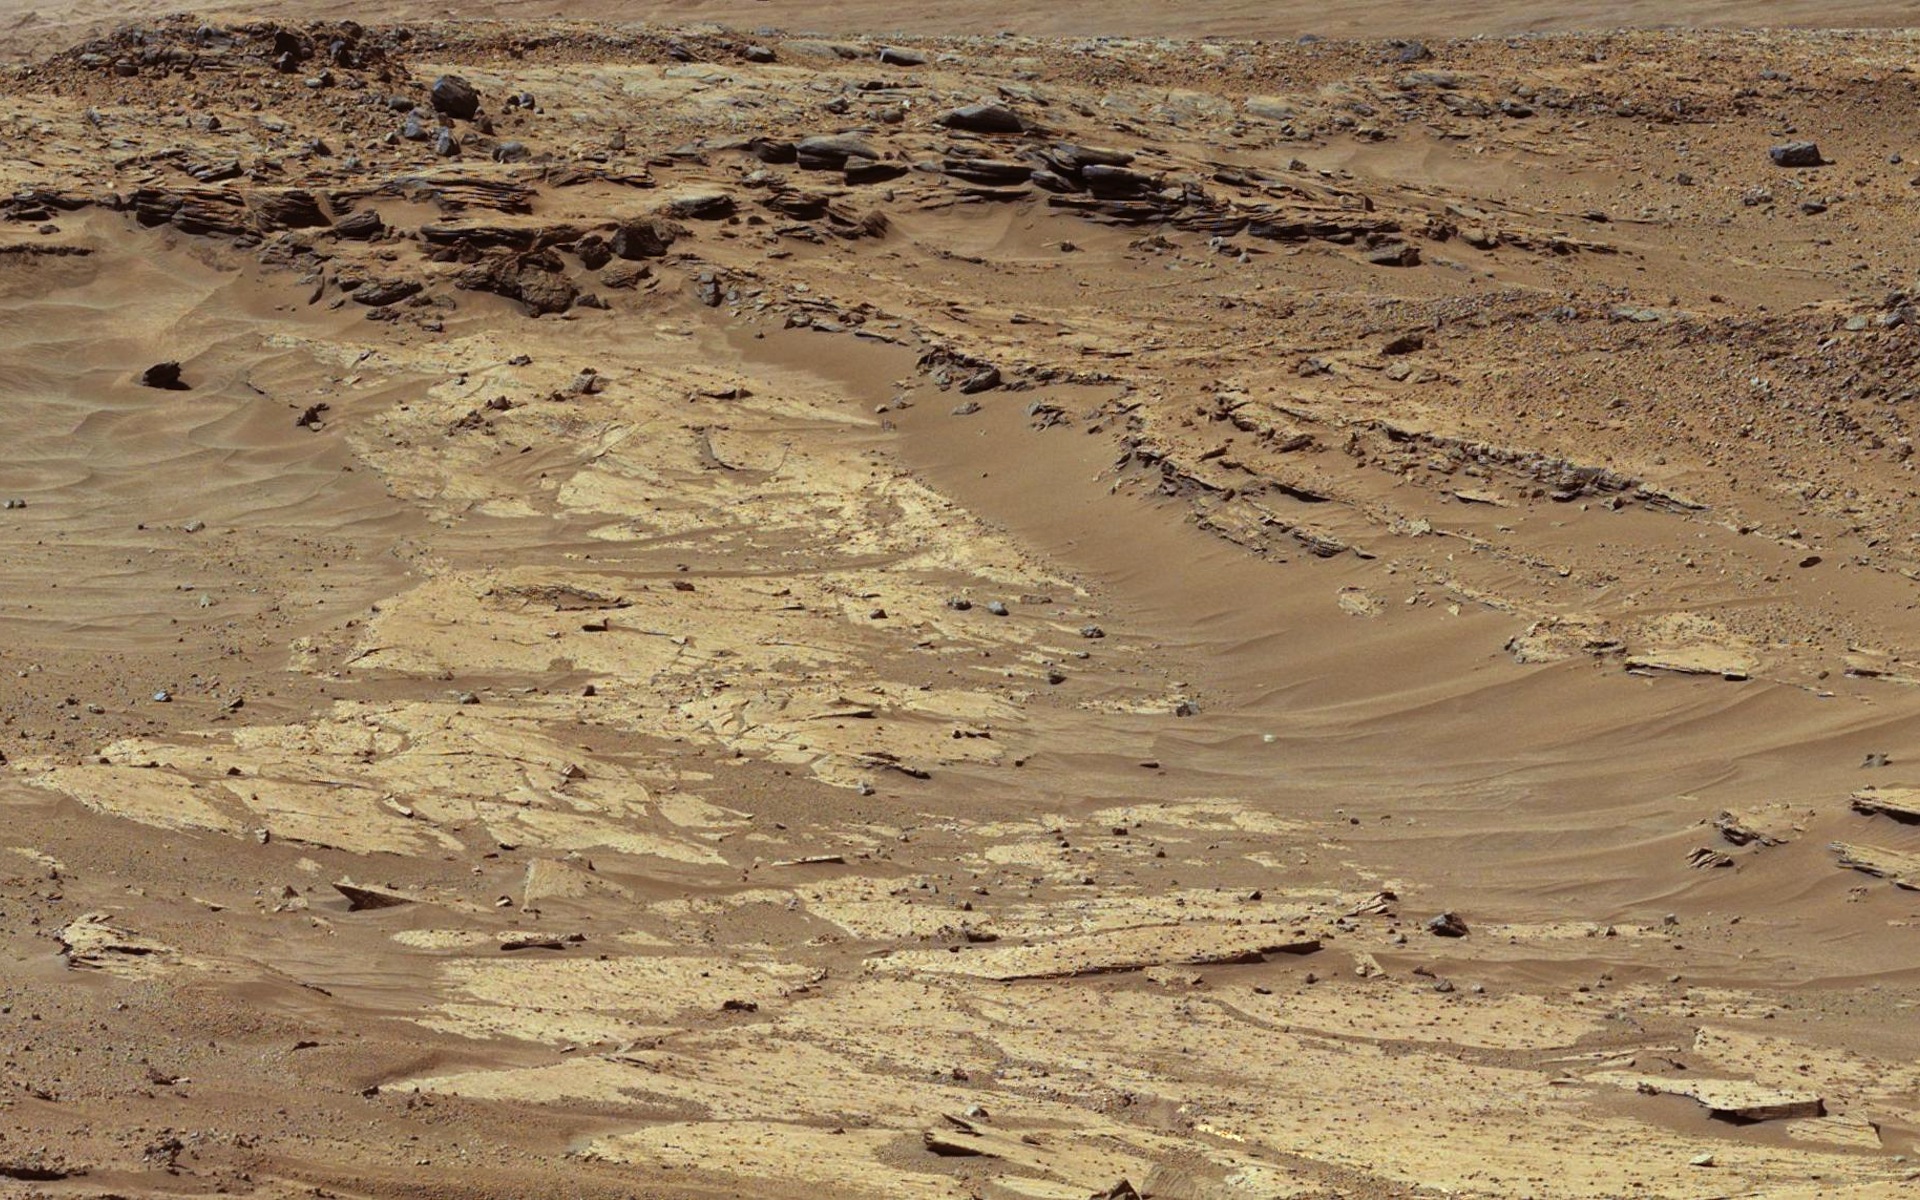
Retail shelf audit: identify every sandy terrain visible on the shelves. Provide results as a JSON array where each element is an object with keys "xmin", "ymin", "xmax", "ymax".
[{"xmin": 6, "ymin": 5, "xmax": 1920, "ymax": 1199}]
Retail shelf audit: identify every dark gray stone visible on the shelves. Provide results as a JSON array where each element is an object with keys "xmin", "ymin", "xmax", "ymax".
[
  {"xmin": 1770, "ymin": 140, "xmax": 1823, "ymax": 167},
  {"xmin": 935, "ymin": 103, "xmax": 1025, "ymax": 134},
  {"xmin": 797, "ymin": 134, "xmax": 878, "ymax": 170},
  {"xmin": 430, "ymin": 74, "xmax": 480, "ymax": 120}
]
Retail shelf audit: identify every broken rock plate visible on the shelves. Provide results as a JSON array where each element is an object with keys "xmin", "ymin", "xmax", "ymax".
[{"xmin": 868, "ymin": 921, "xmax": 1320, "ymax": 981}]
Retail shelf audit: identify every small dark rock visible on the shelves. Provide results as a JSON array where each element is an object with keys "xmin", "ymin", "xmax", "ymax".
[
  {"xmin": 749, "ymin": 137, "xmax": 798, "ymax": 164},
  {"xmin": 846, "ymin": 160, "xmax": 909, "ymax": 185},
  {"xmin": 334, "ymin": 208, "xmax": 384, "ymax": 240},
  {"xmin": 1081, "ymin": 163, "xmax": 1158, "ymax": 198},
  {"xmin": 139, "ymin": 362, "xmax": 189, "ymax": 390},
  {"xmin": 958, "ymin": 366, "xmax": 1003, "ymax": 394},
  {"xmin": 352, "ymin": 279, "xmax": 422, "ymax": 306},
  {"xmin": 572, "ymin": 234, "xmax": 612, "ymax": 270},
  {"xmin": 796, "ymin": 134, "xmax": 879, "ymax": 170},
  {"xmin": 600, "ymin": 262, "xmax": 652, "ymax": 290},
  {"xmin": 1366, "ymin": 243, "xmax": 1421, "ymax": 267},
  {"xmin": 1426, "ymin": 911, "xmax": 1469, "ymax": 938},
  {"xmin": 668, "ymin": 192, "xmax": 736, "ymax": 220},
  {"xmin": 1769, "ymin": 141, "xmax": 1823, "ymax": 168},
  {"xmin": 935, "ymin": 103, "xmax": 1025, "ymax": 134},
  {"xmin": 610, "ymin": 219, "xmax": 680, "ymax": 259}
]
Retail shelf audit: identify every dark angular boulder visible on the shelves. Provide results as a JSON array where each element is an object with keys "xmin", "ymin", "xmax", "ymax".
[
  {"xmin": 609, "ymin": 218, "xmax": 681, "ymax": 259},
  {"xmin": 430, "ymin": 74, "xmax": 481, "ymax": 120},
  {"xmin": 1769, "ymin": 141, "xmax": 1823, "ymax": 168}
]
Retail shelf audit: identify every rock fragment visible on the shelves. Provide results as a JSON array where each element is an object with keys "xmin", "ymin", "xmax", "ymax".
[
  {"xmin": 796, "ymin": 134, "xmax": 879, "ymax": 170},
  {"xmin": 431, "ymin": 74, "xmax": 481, "ymax": 120},
  {"xmin": 1769, "ymin": 140, "xmax": 1823, "ymax": 167},
  {"xmin": 333, "ymin": 882, "xmax": 412, "ymax": 911},
  {"xmin": 333, "ymin": 209, "xmax": 384, "ymax": 240},
  {"xmin": 138, "ymin": 362, "xmax": 188, "ymax": 390},
  {"xmin": 935, "ymin": 103, "xmax": 1026, "ymax": 134}
]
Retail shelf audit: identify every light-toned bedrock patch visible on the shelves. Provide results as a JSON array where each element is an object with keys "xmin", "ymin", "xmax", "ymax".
[
  {"xmin": 1622, "ymin": 611, "xmax": 1759, "ymax": 679},
  {"xmin": 347, "ymin": 562, "xmax": 1062, "ymax": 786},
  {"xmin": 416, "ymin": 952, "xmax": 819, "ymax": 1046},
  {"xmin": 1265, "ymin": 985, "xmax": 1610, "ymax": 1051},
  {"xmin": 788, "ymin": 865, "xmax": 1339, "ymax": 946},
  {"xmin": 585, "ymin": 1123, "xmax": 966, "ymax": 1200},
  {"xmin": 345, "ymin": 569, "xmax": 697, "ymax": 679},
  {"xmin": 677, "ymin": 681, "xmax": 1018, "ymax": 787},
  {"xmin": 958, "ymin": 987, "xmax": 1905, "ymax": 1199},
  {"xmin": 406, "ymin": 988, "xmax": 1273, "ymax": 1199},
  {"xmin": 25, "ymin": 702, "xmax": 744, "ymax": 861},
  {"xmin": 27, "ymin": 762, "xmax": 249, "ymax": 836},
  {"xmin": 400, "ymin": 961, "xmax": 1912, "ymax": 1198},
  {"xmin": 1087, "ymin": 798, "xmax": 1317, "ymax": 838}
]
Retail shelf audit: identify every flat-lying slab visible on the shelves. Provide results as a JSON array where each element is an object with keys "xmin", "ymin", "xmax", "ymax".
[
  {"xmin": 868, "ymin": 922, "xmax": 1320, "ymax": 981},
  {"xmin": 1849, "ymin": 787, "xmax": 1920, "ymax": 823},
  {"xmin": 1831, "ymin": 841, "xmax": 1920, "ymax": 889},
  {"xmin": 1622, "ymin": 1075, "xmax": 1825, "ymax": 1122},
  {"xmin": 1624, "ymin": 647, "xmax": 1753, "ymax": 679}
]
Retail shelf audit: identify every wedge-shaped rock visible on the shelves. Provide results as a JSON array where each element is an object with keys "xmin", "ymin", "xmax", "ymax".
[
  {"xmin": 870, "ymin": 922, "xmax": 1319, "ymax": 981},
  {"xmin": 334, "ymin": 881, "xmax": 415, "ymax": 910},
  {"xmin": 1831, "ymin": 841, "xmax": 1920, "ymax": 888},
  {"xmin": 1850, "ymin": 787, "xmax": 1920, "ymax": 823}
]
